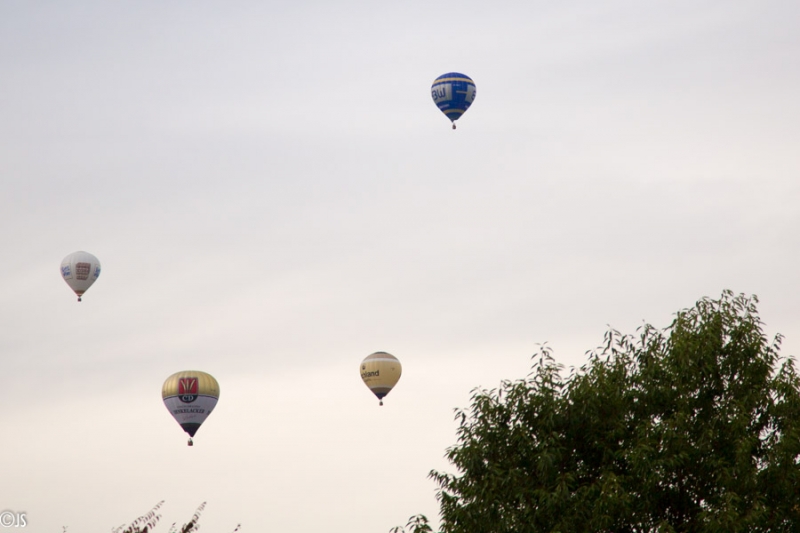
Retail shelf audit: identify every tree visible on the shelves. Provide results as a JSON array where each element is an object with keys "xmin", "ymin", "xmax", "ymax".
[
  {"xmin": 64, "ymin": 501, "xmax": 241, "ymax": 533},
  {"xmin": 415, "ymin": 291, "xmax": 800, "ymax": 533}
]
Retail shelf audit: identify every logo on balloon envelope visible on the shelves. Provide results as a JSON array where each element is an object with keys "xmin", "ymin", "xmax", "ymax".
[
  {"xmin": 75, "ymin": 262, "xmax": 91, "ymax": 281},
  {"xmin": 431, "ymin": 84, "xmax": 452, "ymax": 104},
  {"xmin": 464, "ymin": 84, "xmax": 476, "ymax": 104},
  {"xmin": 179, "ymin": 377, "xmax": 199, "ymax": 403}
]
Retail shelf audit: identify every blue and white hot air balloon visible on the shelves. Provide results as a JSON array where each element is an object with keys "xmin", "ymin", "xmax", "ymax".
[{"xmin": 431, "ymin": 72, "xmax": 476, "ymax": 129}]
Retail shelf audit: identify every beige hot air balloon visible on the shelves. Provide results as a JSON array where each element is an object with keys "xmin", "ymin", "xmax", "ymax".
[
  {"xmin": 60, "ymin": 251, "xmax": 101, "ymax": 302},
  {"xmin": 162, "ymin": 370, "xmax": 220, "ymax": 446},
  {"xmin": 360, "ymin": 351, "xmax": 402, "ymax": 406}
]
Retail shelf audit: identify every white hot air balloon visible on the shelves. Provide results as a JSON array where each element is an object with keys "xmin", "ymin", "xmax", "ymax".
[
  {"xmin": 360, "ymin": 351, "xmax": 402, "ymax": 406},
  {"xmin": 60, "ymin": 251, "xmax": 101, "ymax": 302}
]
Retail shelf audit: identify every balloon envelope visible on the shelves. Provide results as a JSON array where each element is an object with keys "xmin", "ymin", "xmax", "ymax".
[
  {"xmin": 162, "ymin": 371, "xmax": 220, "ymax": 440},
  {"xmin": 360, "ymin": 352, "xmax": 402, "ymax": 404},
  {"xmin": 431, "ymin": 72, "xmax": 476, "ymax": 126},
  {"xmin": 60, "ymin": 251, "xmax": 101, "ymax": 301}
]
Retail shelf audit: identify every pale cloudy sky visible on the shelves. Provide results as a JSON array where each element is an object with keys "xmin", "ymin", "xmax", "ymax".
[{"xmin": 1, "ymin": 1, "xmax": 798, "ymax": 531}]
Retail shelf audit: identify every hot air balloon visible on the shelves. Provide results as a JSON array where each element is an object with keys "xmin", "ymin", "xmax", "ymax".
[
  {"xmin": 431, "ymin": 72, "xmax": 476, "ymax": 129},
  {"xmin": 162, "ymin": 370, "xmax": 220, "ymax": 446},
  {"xmin": 360, "ymin": 351, "xmax": 402, "ymax": 406},
  {"xmin": 60, "ymin": 251, "xmax": 101, "ymax": 302}
]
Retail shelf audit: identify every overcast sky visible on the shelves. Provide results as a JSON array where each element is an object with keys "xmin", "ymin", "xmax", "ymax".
[{"xmin": 1, "ymin": 1, "xmax": 799, "ymax": 531}]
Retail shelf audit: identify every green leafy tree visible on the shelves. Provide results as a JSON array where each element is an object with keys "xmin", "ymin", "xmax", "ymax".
[{"xmin": 405, "ymin": 291, "xmax": 800, "ymax": 533}]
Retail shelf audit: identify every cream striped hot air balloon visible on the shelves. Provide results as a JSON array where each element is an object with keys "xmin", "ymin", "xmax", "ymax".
[
  {"xmin": 360, "ymin": 352, "xmax": 402, "ymax": 406},
  {"xmin": 60, "ymin": 251, "xmax": 101, "ymax": 302},
  {"xmin": 162, "ymin": 371, "xmax": 220, "ymax": 446}
]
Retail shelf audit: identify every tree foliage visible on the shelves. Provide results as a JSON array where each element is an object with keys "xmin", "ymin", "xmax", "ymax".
[
  {"xmin": 425, "ymin": 291, "xmax": 800, "ymax": 533},
  {"xmin": 77, "ymin": 500, "xmax": 242, "ymax": 533}
]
